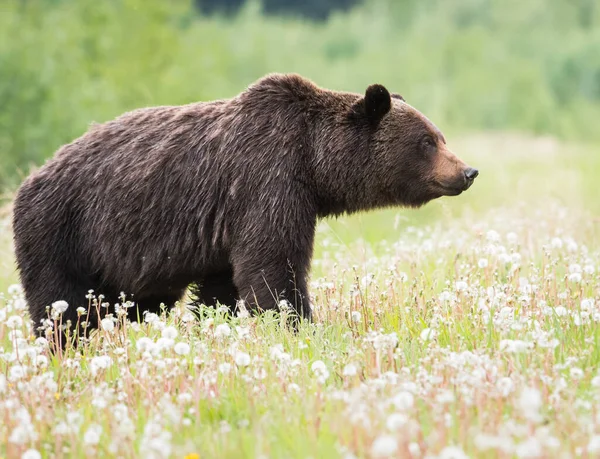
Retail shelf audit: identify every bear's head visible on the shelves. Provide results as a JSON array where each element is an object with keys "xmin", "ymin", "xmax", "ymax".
[{"xmin": 351, "ymin": 83, "xmax": 478, "ymax": 209}]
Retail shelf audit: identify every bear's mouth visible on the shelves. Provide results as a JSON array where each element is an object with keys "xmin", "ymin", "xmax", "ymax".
[{"xmin": 433, "ymin": 182, "xmax": 465, "ymax": 196}]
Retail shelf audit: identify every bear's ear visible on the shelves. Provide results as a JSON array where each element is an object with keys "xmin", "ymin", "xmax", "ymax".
[
  {"xmin": 391, "ymin": 93, "xmax": 405, "ymax": 102},
  {"xmin": 363, "ymin": 84, "xmax": 392, "ymax": 124}
]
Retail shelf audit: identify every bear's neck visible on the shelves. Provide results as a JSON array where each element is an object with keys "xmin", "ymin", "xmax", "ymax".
[{"xmin": 310, "ymin": 125, "xmax": 385, "ymax": 219}]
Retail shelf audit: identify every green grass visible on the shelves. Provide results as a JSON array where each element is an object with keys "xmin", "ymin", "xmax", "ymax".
[{"xmin": 2, "ymin": 133, "xmax": 600, "ymax": 458}]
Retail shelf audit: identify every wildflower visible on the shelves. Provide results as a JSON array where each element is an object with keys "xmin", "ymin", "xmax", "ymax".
[
  {"xmin": 311, "ymin": 360, "xmax": 327, "ymax": 373},
  {"xmin": 235, "ymin": 351, "xmax": 251, "ymax": 367},
  {"xmin": 22, "ymin": 449, "xmax": 42, "ymax": 459},
  {"xmin": 439, "ymin": 291, "xmax": 453, "ymax": 302},
  {"xmin": 215, "ymin": 323, "xmax": 231, "ymax": 339},
  {"xmin": 278, "ymin": 299, "xmax": 291, "ymax": 311},
  {"xmin": 486, "ymin": 230, "xmax": 500, "ymax": 243},
  {"xmin": 408, "ymin": 443, "xmax": 421, "ymax": 456},
  {"xmin": 219, "ymin": 363, "xmax": 232, "ymax": 375},
  {"xmin": 253, "ymin": 368, "xmax": 267, "ymax": 380},
  {"xmin": 554, "ymin": 306, "xmax": 568, "ymax": 317},
  {"xmin": 498, "ymin": 253, "xmax": 511, "ymax": 264},
  {"xmin": 436, "ymin": 390, "xmax": 455, "ymax": 404},
  {"xmin": 35, "ymin": 355, "xmax": 48, "ymax": 368},
  {"xmin": 161, "ymin": 326, "xmax": 178, "ymax": 340},
  {"xmin": 156, "ymin": 337, "xmax": 175, "ymax": 350},
  {"xmin": 566, "ymin": 239, "xmax": 578, "ymax": 252},
  {"xmin": 581, "ymin": 298, "xmax": 595, "ymax": 311},
  {"xmin": 584, "ymin": 264, "xmax": 595, "ymax": 275},
  {"xmin": 140, "ymin": 420, "xmax": 172, "ymax": 458},
  {"xmin": 371, "ymin": 435, "xmax": 398, "ymax": 458},
  {"xmin": 269, "ymin": 344, "xmax": 287, "ymax": 360},
  {"xmin": 288, "ymin": 383, "xmax": 301, "ymax": 393},
  {"xmin": 174, "ymin": 342, "xmax": 191, "ymax": 356},
  {"xmin": 569, "ymin": 263, "xmax": 582, "ymax": 273},
  {"xmin": 101, "ymin": 317, "xmax": 114, "ymax": 332},
  {"xmin": 8, "ymin": 284, "xmax": 22, "ymax": 295},
  {"xmin": 515, "ymin": 437, "xmax": 542, "ymax": 458},
  {"xmin": 83, "ymin": 424, "xmax": 102, "ymax": 445},
  {"xmin": 420, "ymin": 328, "xmax": 437, "ymax": 341},
  {"xmin": 351, "ymin": 311, "xmax": 362, "ymax": 323},
  {"xmin": 497, "ymin": 377, "xmax": 514, "ymax": 397},
  {"xmin": 136, "ymin": 337, "xmax": 154, "ymax": 352},
  {"xmin": 144, "ymin": 312, "xmax": 159, "ymax": 323},
  {"xmin": 184, "ymin": 454, "xmax": 200, "ymax": 459},
  {"xmin": 236, "ymin": 326, "xmax": 250, "ymax": 339},
  {"xmin": 551, "ymin": 237, "xmax": 563, "ymax": 249},
  {"xmin": 343, "ymin": 363, "xmax": 358, "ymax": 377},
  {"xmin": 311, "ymin": 360, "xmax": 330, "ymax": 383},
  {"xmin": 499, "ymin": 339, "xmax": 533, "ymax": 353},
  {"xmin": 9, "ymin": 365, "xmax": 27, "ymax": 381},
  {"xmin": 439, "ymin": 446, "xmax": 469, "ymax": 459},
  {"xmin": 588, "ymin": 435, "xmax": 600, "ymax": 453},
  {"xmin": 455, "ymin": 281, "xmax": 468, "ymax": 291},
  {"xmin": 570, "ymin": 367, "xmax": 584, "ymax": 379},
  {"xmin": 6, "ymin": 315, "xmax": 23, "ymax": 328},
  {"xmin": 386, "ymin": 413, "xmax": 408, "ymax": 431},
  {"xmin": 568, "ymin": 272, "xmax": 582, "ymax": 283},
  {"xmin": 90, "ymin": 355, "xmax": 112, "ymax": 376},
  {"xmin": 507, "ymin": 232, "xmax": 518, "ymax": 244},
  {"xmin": 518, "ymin": 387, "xmax": 543, "ymax": 423},
  {"xmin": 478, "ymin": 258, "xmax": 489, "ymax": 268},
  {"xmin": 392, "ymin": 391, "xmax": 414, "ymax": 410},
  {"xmin": 51, "ymin": 300, "xmax": 69, "ymax": 314}
]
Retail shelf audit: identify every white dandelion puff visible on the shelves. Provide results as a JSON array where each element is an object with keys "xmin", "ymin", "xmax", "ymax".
[
  {"xmin": 51, "ymin": 300, "xmax": 69, "ymax": 314},
  {"xmin": 235, "ymin": 351, "xmax": 251, "ymax": 367},
  {"xmin": 174, "ymin": 342, "xmax": 190, "ymax": 356},
  {"xmin": 371, "ymin": 435, "xmax": 398, "ymax": 458},
  {"xmin": 161, "ymin": 326, "xmax": 178, "ymax": 340}
]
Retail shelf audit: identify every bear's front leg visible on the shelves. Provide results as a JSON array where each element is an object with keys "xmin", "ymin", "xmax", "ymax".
[{"xmin": 231, "ymin": 231, "xmax": 315, "ymax": 324}]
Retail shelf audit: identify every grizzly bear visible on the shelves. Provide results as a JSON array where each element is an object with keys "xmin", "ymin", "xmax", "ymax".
[{"xmin": 12, "ymin": 73, "xmax": 478, "ymax": 336}]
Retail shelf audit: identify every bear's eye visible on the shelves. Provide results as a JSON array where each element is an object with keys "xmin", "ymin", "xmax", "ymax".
[{"xmin": 421, "ymin": 136, "xmax": 436, "ymax": 151}]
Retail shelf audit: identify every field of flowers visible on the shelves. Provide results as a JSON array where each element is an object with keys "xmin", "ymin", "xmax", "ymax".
[{"xmin": 1, "ymin": 134, "xmax": 600, "ymax": 458}]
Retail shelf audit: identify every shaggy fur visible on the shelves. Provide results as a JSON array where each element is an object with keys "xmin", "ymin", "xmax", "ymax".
[{"xmin": 12, "ymin": 73, "xmax": 478, "ymax": 336}]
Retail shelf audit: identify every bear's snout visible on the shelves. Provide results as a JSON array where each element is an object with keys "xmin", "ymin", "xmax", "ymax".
[{"xmin": 463, "ymin": 167, "xmax": 479, "ymax": 190}]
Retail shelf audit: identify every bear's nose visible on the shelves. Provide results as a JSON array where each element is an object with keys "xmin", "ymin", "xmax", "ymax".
[{"xmin": 464, "ymin": 168, "xmax": 479, "ymax": 181}]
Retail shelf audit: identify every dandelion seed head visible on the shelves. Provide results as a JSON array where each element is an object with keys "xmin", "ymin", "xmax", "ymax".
[
  {"xmin": 371, "ymin": 435, "xmax": 398, "ymax": 458},
  {"xmin": 51, "ymin": 300, "xmax": 69, "ymax": 314},
  {"xmin": 174, "ymin": 342, "xmax": 190, "ymax": 356},
  {"xmin": 161, "ymin": 326, "xmax": 178, "ymax": 340},
  {"xmin": 101, "ymin": 317, "xmax": 115, "ymax": 332},
  {"xmin": 22, "ymin": 449, "xmax": 42, "ymax": 459},
  {"xmin": 343, "ymin": 363, "xmax": 358, "ymax": 377},
  {"xmin": 215, "ymin": 323, "xmax": 231, "ymax": 339},
  {"xmin": 235, "ymin": 351, "xmax": 251, "ymax": 367}
]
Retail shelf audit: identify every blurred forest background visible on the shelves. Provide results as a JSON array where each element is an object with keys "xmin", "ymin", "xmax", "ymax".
[
  {"xmin": 1, "ymin": 0, "xmax": 600, "ymax": 194},
  {"xmin": 1, "ymin": 0, "xmax": 600, "ymax": 291}
]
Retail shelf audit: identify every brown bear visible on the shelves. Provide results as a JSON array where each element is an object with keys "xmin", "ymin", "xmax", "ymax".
[{"xmin": 12, "ymin": 73, "xmax": 478, "ymax": 336}]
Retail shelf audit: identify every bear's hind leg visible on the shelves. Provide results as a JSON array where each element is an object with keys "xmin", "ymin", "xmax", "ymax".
[
  {"xmin": 188, "ymin": 270, "xmax": 240, "ymax": 315},
  {"xmin": 20, "ymin": 268, "xmax": 106, "ymax": 344}
]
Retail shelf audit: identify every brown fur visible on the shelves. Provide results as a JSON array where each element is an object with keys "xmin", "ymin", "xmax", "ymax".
[{"xmin": 12, "ymin": 73, "xmax": 478, "ymax": 336}]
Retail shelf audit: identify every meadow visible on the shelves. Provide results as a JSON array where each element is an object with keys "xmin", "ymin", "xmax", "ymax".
[
  {"xmin": 2, "ymin": 132, "xmax": 600, "ymax": 458},
  {"xmin": 3, "ymin": 0, "xmax": 600, "ymax": 457}
]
